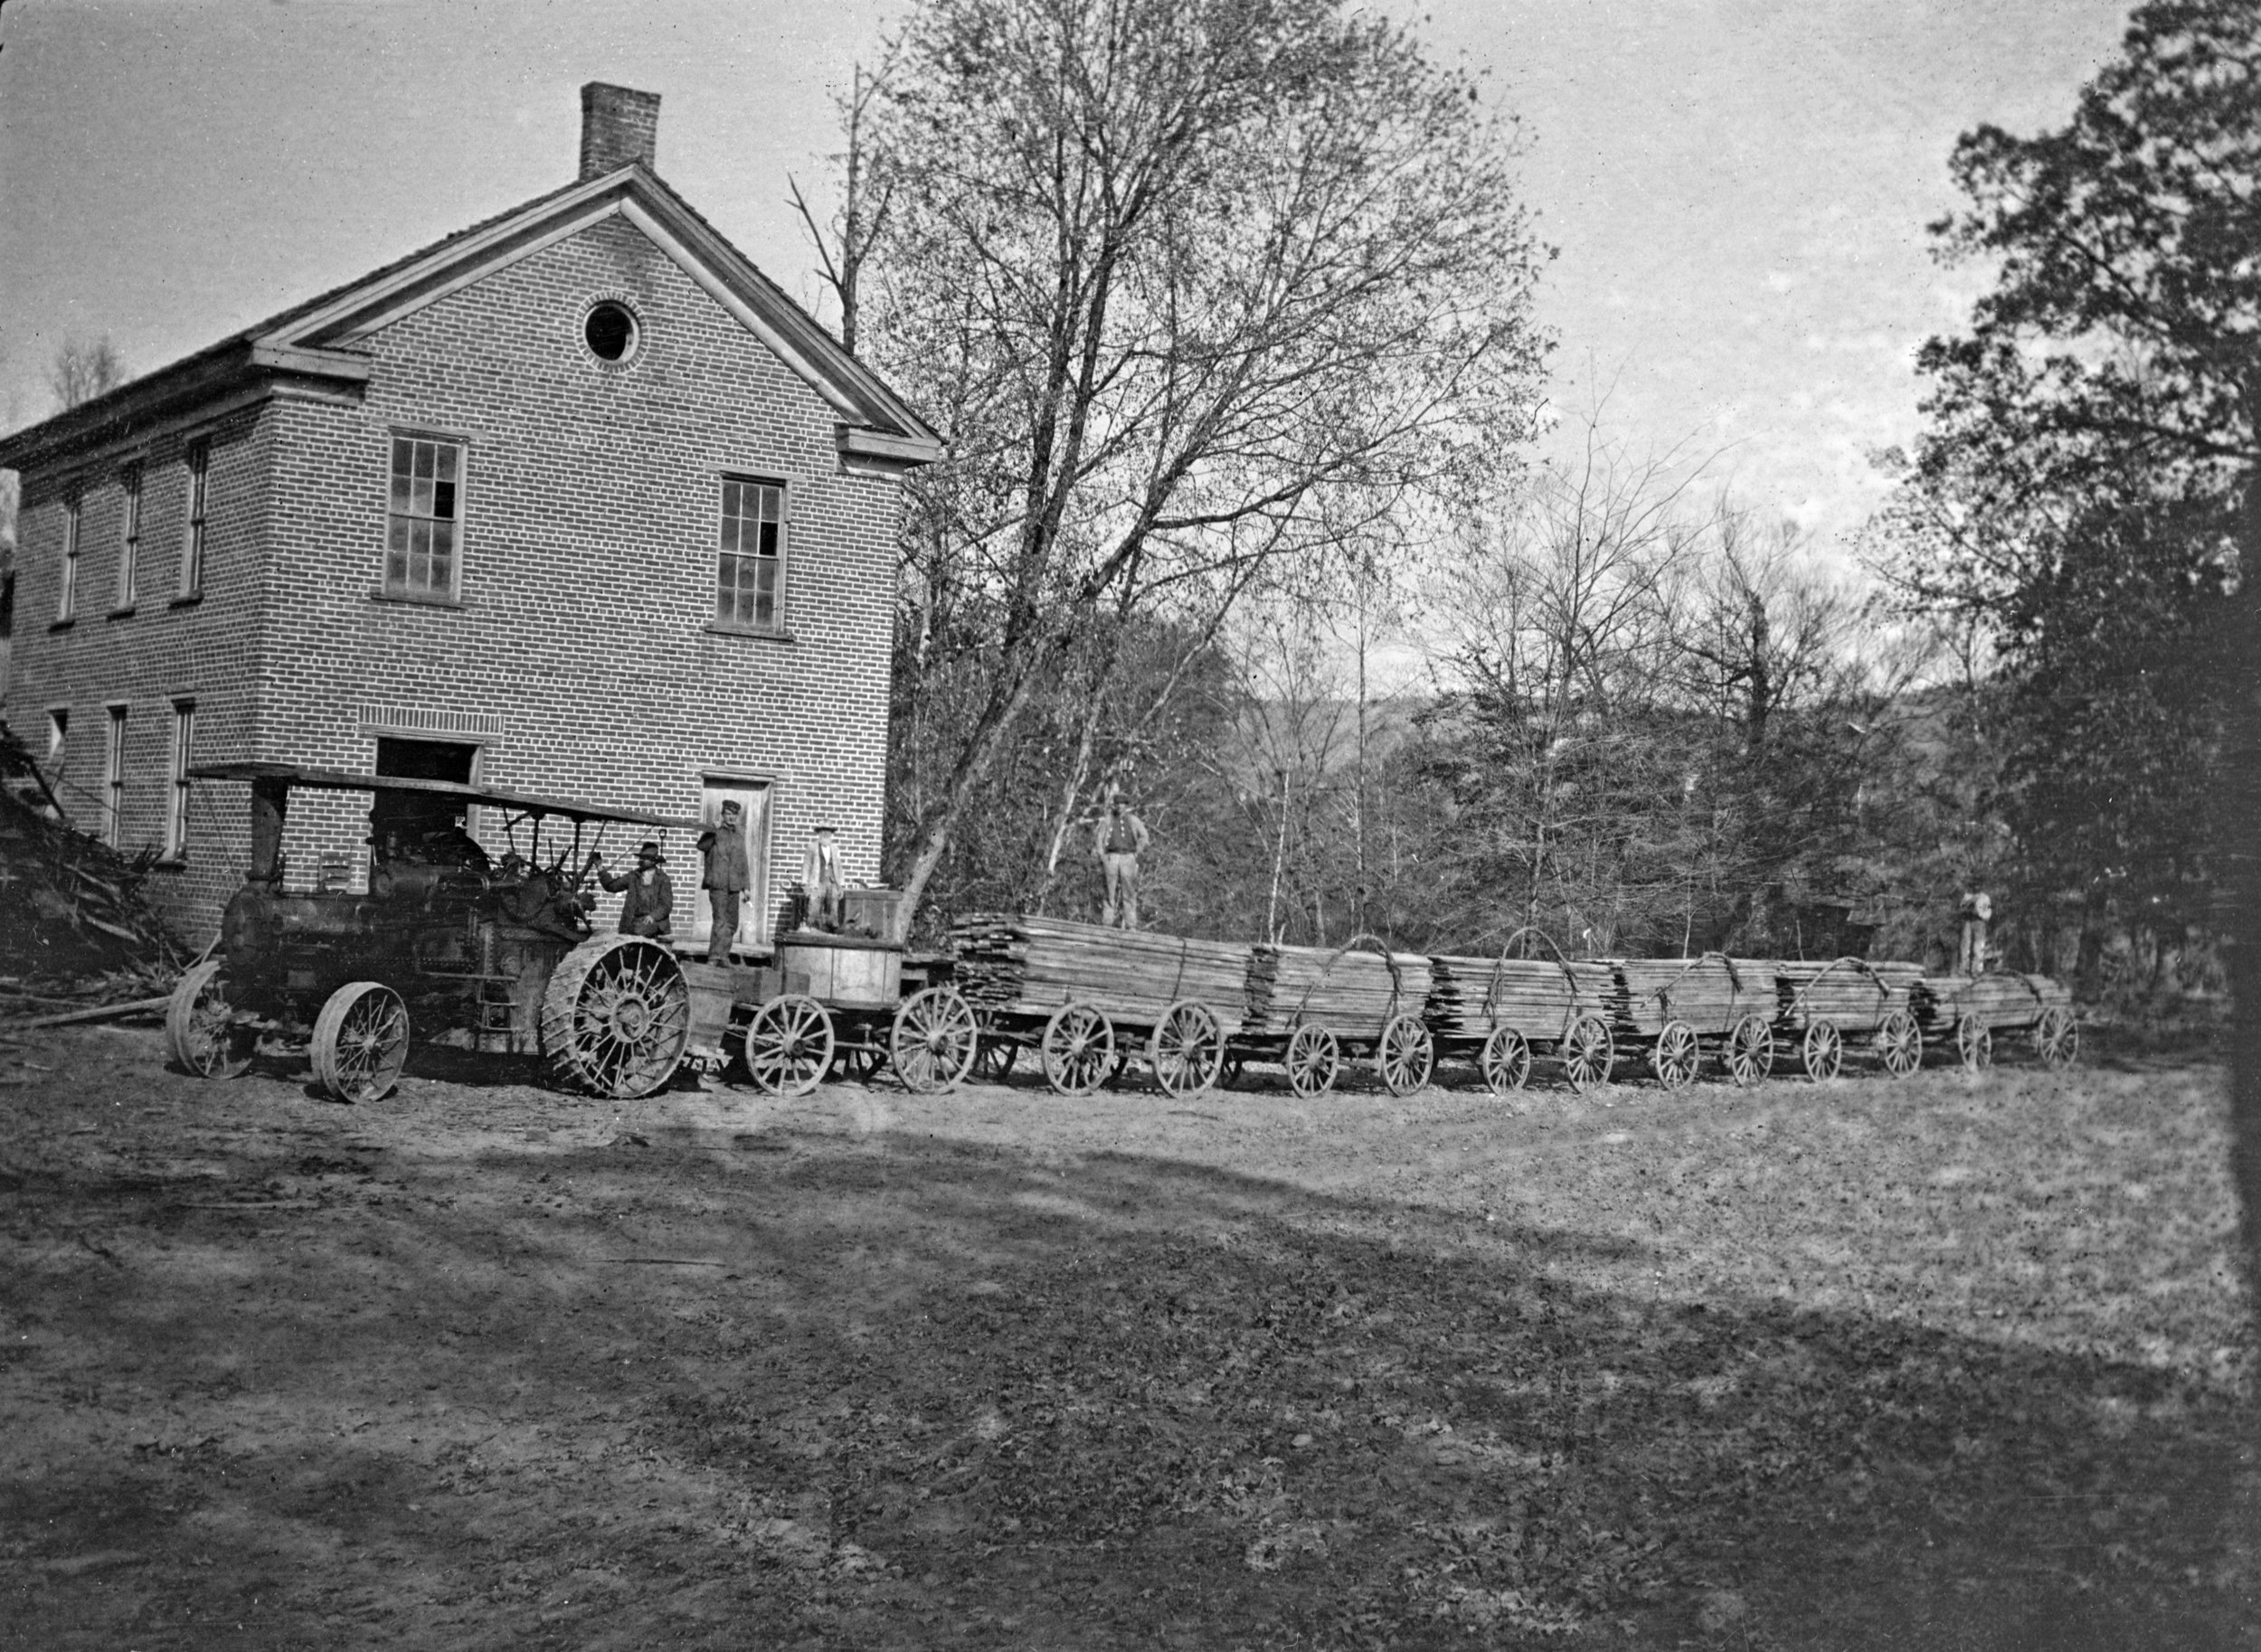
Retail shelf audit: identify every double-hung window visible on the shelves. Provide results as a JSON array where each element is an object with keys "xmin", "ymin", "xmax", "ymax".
[
  {"xmin": 386, "ymin": 436, "xmax": 463, "ymax": 599},
  {"xmin": 716, "ymin": 477, "xmax": 785, "ymax": 631},
  {"xmin": 103, "ymin": 704, "xmax": 128, "ymax": 848},
  {"xmin": 58, "ymin": 496, "xmax": 80, "ymax": 622},
  {"xmin": 180, "ymin": 439, "xmax": 209, "ymax": 598},
  {"xmin": 118, "ymin": 464, "xmax": 142, "ymax": 609},
  {"xmin": 166, "ymin": 700, "xmax": 195, "ymax": 860}
]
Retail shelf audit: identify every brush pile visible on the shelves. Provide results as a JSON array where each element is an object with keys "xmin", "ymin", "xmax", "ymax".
[
  {"xmin": 1244, "ymin": 943, "xmax": 1432, "ymax": 1041},
  {"xmin": 1604, "ymin": 955, "xmax": 1778, "ymax": 1038},
  {"xmin": 0, "ymin": 724, "xmax": 190, "ymax": 1012},
  {"xmin": 1775, "ymin": 958, "xmax": 1924, "ymax": 1031},
  {"xmin": 1424, "ymin": 956, "xmax": 1605, "ymax": 1041},
  {"xmin": 951, "ymin": 912, "xmax": 1250, "ymax": 1031}
]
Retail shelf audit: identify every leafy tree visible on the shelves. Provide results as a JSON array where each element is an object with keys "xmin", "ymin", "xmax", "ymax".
[
  {"xmin": 1892, "ymin": 0, "xmax": 2260, "ymax": 1282},
  {"xmin": 857, "ymin": 0, "xmax": 1550, "ymax": 935}
]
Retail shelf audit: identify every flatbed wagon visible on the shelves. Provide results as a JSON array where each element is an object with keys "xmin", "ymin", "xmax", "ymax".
[
  {"xmin": 1911, "ymin": 971, "xmax": 2078, "ymax": 1071},
  {"xmin": 1424, "ymin": 947, "xmax": 1617, "ymax": 1094},
  {"xmin": 1598, "ymin": 954, "xmax": 1781, "ymax": 1090},
  {"xmin": 1772, "ymin": 958, "xmax": 1926, "ymax": 1080}
]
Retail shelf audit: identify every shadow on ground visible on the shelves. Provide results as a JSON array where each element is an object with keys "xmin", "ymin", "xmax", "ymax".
[{"xmin": 5, "ymin": 1094, "xmax": 2256, "ymax": 1650}]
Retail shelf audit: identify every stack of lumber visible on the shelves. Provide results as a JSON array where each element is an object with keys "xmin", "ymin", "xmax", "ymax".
[
  {"xmin": 1914, "ymin": 970, "xmax": 2070, "ymax": 1032},
  {"xmin": 950, "ymin": 912, "xmax": 1250, "ymax": 1032},
  {"xmin": 1774, "ymin": 959, "xmax": 1924, "ymax": 1031},
  {"xmin": 1244, "ymin": 943, "xmax": 1433, "ymax": 1042},
  {"xmin": 1605, "ymin": 956, "xmax": 1778, "ymax": 1038},
  {"xmin": 1424, "ymin": 956, "xmax": 1606, "ymax": 1041},
  {"xmin": 0, "ymin": 725, "xmax": 188, "ymax": 1001}
]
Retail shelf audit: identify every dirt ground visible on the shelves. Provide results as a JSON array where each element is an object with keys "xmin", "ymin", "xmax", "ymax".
[{"xmin": 3, "ymin": 1023, "xmax": 2256, "ymax": 1650}]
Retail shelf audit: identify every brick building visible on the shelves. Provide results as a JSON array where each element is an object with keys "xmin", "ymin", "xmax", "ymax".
[{"xmin": 0, "ymin": 85, "xmax": 935, "ymax": 953}]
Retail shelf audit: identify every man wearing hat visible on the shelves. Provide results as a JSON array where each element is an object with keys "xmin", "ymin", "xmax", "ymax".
[
  {"xmin": 696, "ymin": 800, "xmax": 752, "ymax": 962},
  {"xmin": 799, "ymin": 825, "xmax": 845, "ymax": 931},
  {"xmin": 593, "ymin": 841, "xmax": 674, "ymax": 939}
]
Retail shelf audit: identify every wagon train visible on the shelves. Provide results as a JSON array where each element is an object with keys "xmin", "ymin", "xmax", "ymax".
[
  {"xmin": 162, "ymin": 764, "xmax": 979, "ymax": 1105},
  {"xmin": 160, "ymin": 764, "xmax": 2078, "ymax": 1107}
]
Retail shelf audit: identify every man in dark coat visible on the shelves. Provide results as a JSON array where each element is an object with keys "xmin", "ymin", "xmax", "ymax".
[
  {"xmin": 595, "ymin": 841, "xmax": 674, "ymax": 938},
  {"xmin": 697, "ymin": 800, "xmax": 752, "ymax": 963}
]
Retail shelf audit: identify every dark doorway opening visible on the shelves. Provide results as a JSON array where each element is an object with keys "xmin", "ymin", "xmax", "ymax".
[{"xmin": 372, "ymin": 737, "xmax": 478, "ymax": 857}]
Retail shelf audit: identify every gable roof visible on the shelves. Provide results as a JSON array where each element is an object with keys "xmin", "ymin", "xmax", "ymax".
[{"xmin": 0, "ymin": 165, "xmax": 941, "ymax": 476}]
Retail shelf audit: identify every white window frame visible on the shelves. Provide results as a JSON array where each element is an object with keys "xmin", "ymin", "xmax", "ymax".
[
  {"xmin": 180, "ymin": 438, "xmax": 209, "ymax": 599},
  {"xmin": 714, "ymin": 476, "xmax": 788, "ymax": 634},
  {"xmin": 58, "ymin": 495, "xmax": 80, "ymax": 622},
  {"xmin": 166, "ymin": 699, "xmax": 195, "ymax": 860},
  {"xmin": 383, "ymin": 433, "xmax": 468, "ymax": 602},
  {"xmin": 118, "ymin": 463, "xmax": 142, "ymax": 610},
  {"xmin": 103, "ymin": 703, "xmax": 128, "ymax": 848}
]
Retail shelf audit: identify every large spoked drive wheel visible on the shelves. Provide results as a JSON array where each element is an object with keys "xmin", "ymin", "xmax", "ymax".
[
  {"xmin": 1955, "ymin": 1014, "xmax": 1993, "ymax": 1072},
  {"xmin": 1041, "ymin": 1003, "xmax": 1115, "ymax": 1097},
  {"xmin": 2031, "ymin": 1006, "xmax": 2078, "ymax": 1069},
  {"xmin": 310, "ymin": 981, "xmax": 410, "ymax": 1103},
  {"xmin": 1481, "ymin": 1027, "xmax": 1532, "ymax": 1098},
  {"xmin": 165, "ymin": 958, "xmax": 255, "ymax": 1080},
  {"xmin": 1651, "ymin": 1021, "xmax": 1700, "ymax": 1090},
  {"xmin": 1376, "ymin": 1015, "xmax": 1434, "ymax": 1097},
  {"xmin": 743, "ymin": 994, "xmax": 836, "ymax": 1098},
  {"xmin": 1873, "ymin": 1009, "xmax": 1922, "ymax": 1078},
  {"xmin": 1722, "ymin": 1014, "xmax": 1773, "ymax": 1086},
  {"xmin": 891, "ymin": 986, "xmax": 979, "ymax": 1093},
  {"xmin": 1561, "ymin": 1014, "xmax": 1613, "ymax": 1090},
  {"xmin": 540, "ymin": 934, "xmax": 692, "ymax": 1100},
  {"xmin": 1148, "ymin": 1000, "xmax": 1224, "ymax": 1098},
  {"xmin": 1284, "ymin": 1024, "xmax": 1339, "ymax": 1100},
  {"xmin": 1801, "ymin": 1020, "xmax": 1844, "ymax": 1082}
]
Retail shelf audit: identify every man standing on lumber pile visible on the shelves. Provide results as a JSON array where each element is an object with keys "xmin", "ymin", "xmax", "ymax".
[
  {"xmin": 1093, "ymin": 784, "xmax": 1150, "ymax": 930},
  {"xmin": 697, "ymin": 801, "xmax": 751, "ymax": 963},
  {"xmin": 1957, "ymin": 889, "xmax": 1991, "ymax": 976}
]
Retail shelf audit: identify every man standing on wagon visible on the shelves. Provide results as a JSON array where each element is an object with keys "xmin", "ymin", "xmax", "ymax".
[
  {"xmin": 1094, "ymin": 784, "xmax": 1151, "ymax": 930},
  {"xmin": 799, "ymin": 824, "xmax": 846, "ymax": 932},
  {"xmin": 697, "ymin": 800, "xmax": 752, "ymax": 963}
]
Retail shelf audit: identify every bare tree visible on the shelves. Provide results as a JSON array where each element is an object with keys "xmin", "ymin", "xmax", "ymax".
[
  {"xmin": 49, "ymin": 336, "xmax": 127, "ymax": 411},
  {"xmin": 862, "ymin": 0, "xmax": 1549, "ymax": 938},
  {"xmin": 788, "ymin": 59, "xmax": 897, "ymax": 353}
]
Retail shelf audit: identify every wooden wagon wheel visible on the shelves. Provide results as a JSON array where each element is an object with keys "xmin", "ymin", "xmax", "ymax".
[
  {"xmin": 1284, "ymin": 1024, "xmax": 1339, "ymax": 1099},
  {"xmin": 1041, "ymin": 1003, "xmax": 1115, "ymax": 1097},
  {"xmin": 2031, "ymin": 1005, "xmax": 2078, "ymax": 1069},
  {"xmin": 742, "ymin": 993, "xmax": 836, "ymax": 1098},
  {"xmin": 1954, "ymin": 1013, "xmax": 1992, "ymax": 1072},
  {"xmin": 1480, "ymin": 1026, "xmax": 1533, "ymax": 1098},
  {"xmin": 1375, "ymin": 1015, "xmax": 1434, "ymax": 1097},
  {"xmin": 1651, "ymin": 1020, "xmax": 1700, "ymax": 1090},
  {"xmin": 1801, "ymin": 1020, "xmax": 1844, "ymax": 1083},
  {"xmin": 310, "ymin": 980, "xmax": 410, "ymax": 1104},
  {"xmin": 971, "ymin": 1038, "xmax": 1019, "ymax": 1083},
  {"xmin": 1873, "ymin": 1009, "xmax": 1922, "ymax": 1078},
  {"xmin": 1559, "ymin": 1013, "xmax": 1613, "ymax": 1090},
  {"xmin": 1722, "ymin": 1013, "xmax": 1774, "ymax": 1086},
  {"xmin": 890, "ymin": 986, "xmax": 979, "ymax": 1094},
  {"xmin": 1148, "ymin": 1000, "xmax": 1224, "ymax": 1098},
  {"xmin": 165, "ymin": 958, "xmax": 256, "ymax": 1080}
]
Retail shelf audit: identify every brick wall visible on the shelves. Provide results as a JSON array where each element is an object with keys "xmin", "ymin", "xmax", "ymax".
[
  {"xmin": 5, "ymin": 211, "xmax": 903, "ymax": 948},
  {"xmin": 259, "ymin": 213, "xmax": 897, "ymax": 941},
  {"xmin": 6, "ymin": 407, "xmax": 270, "ymax": 935}
]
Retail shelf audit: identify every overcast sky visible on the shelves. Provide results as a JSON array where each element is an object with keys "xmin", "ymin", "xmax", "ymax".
[{"xmin": 0, "ymin": 0, "xmax": 2133, "ymax": 552}]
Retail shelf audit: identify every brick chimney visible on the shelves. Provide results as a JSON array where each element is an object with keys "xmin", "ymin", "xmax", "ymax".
[{"xmin": 580, "ymin": 83, "xmax": 660, "ymax": 179}]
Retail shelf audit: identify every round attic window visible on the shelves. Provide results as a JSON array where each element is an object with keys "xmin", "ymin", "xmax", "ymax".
[{"xmin": 582, "ymin": 300, "xmax": 639, "ymax": 363}]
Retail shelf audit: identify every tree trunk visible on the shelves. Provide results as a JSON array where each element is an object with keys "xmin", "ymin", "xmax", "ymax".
[{"xmin": 2224, "ymin": 455, "xmax": 2261, "ymax": 1310}]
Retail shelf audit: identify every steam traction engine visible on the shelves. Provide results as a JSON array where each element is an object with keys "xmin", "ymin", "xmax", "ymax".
[{"xmin": 164, "ymin": 763, "xmax": 712, "ymax": 1102}]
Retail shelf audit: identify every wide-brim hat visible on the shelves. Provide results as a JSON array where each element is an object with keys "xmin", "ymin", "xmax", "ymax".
[
  {"xmin": 636, "ymin": 841, "xmax": 667, "ymax": 863},
  {"xmin": 813, "ymin": 824, "xmax": 838, "ymax": 835}
]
